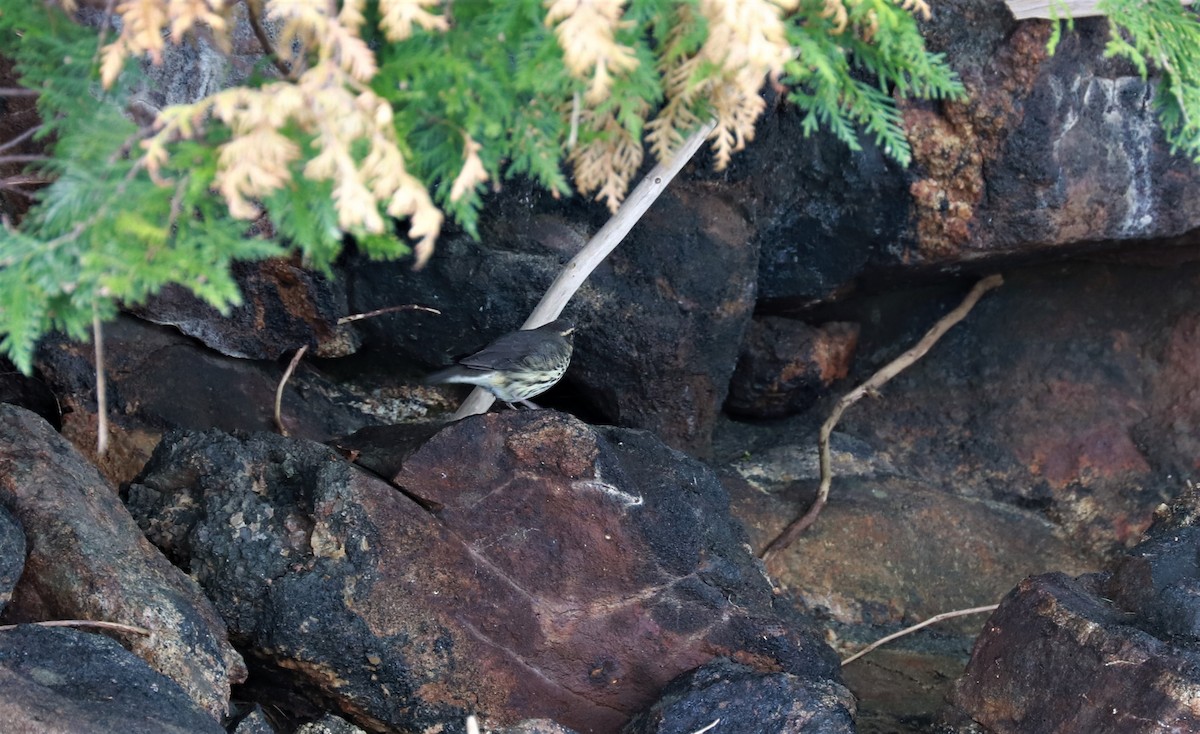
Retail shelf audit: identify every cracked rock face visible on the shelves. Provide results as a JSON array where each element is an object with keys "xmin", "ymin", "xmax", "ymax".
[
  {"xmin": 126, "ymin": 412, "xmax": 844, "ymax": 733},
  {"xmin": 943, "ymin": 487, "xmax": 1200, "ymax": 733}
]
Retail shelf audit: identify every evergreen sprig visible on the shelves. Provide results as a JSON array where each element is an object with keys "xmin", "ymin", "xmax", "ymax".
[
  {"xmin": 0, "ymin": 0, "xmax": 970, "ymax": 373},
  {"xmin": 1099, "ymin": 0, "xmax": 1200, "ymax": 163}
]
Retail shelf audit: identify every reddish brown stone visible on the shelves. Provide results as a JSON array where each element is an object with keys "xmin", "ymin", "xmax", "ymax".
[
  {"xmin": 726, "ymin": 468, "xmax": 1091, "ymax": 627},
  {"xmin": 127, "ymin": 412, "xmax": 841, "ymax": 734},
  {"xmin": 726, "ymin": 318, "xmax": 859, "ymax": 418},
  {"xmin": 0, "ymin": 404, "xmax": 246, "ymax": 721},
  {"xmin": 945, "ymin": 573, "xmax": 1200, "ymax": 733}
]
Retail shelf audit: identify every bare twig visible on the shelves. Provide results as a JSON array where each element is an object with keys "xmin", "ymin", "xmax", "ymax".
[
  {"xmin": 840, "ymin": 604, "xmax": 1000, "ymax": 666},
  {"xmin": 691, "ymin": 720, "xmax": 721, "ymax": 734},
  {"xmin": 0, "ymin": 154, "xmax": 48, "ymax": 164},
  {"xmin": 337, "ymin": 304, "xmax": 440, "ymax": 324},
  {"xmin": 760, "ymin": 274, "xmax": 1005, "ymax": 561},
  {"xmin": 453, "ymin": 119, "xmax": 720, "ymax": 419},
  {"xmin": 0, "ymin": 619, "xmax": 153, "ymax": 636},
  {"xmin": 567, "ymin": 90, "xmax": 581, "ymax": 150},
  {"xmin": 274, "ymin": 344, "xmax": 309, "ymax": 436},
  {"xmin": 0, "ymin": 88, "xmax": 39, "ymax": 97},
  {"xmin": 93, "ymin": 304, "xmax": 109, "ymax": 457},
  {"xmin": 246, "ymin": 0, "xmax": 294, "ymax": 80},
  {"xmin": 0, "ymin": 125, "xmax": 42, "ymax": 155}
]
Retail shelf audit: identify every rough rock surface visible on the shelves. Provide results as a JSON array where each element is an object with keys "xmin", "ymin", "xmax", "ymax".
[
  {"xmin": 0, "ymin": 404, "xmax": 246, "ymax": 720},
  {"xmin": 126, "ymin": 412, "xmax": 841, "ymax": 733},
  {"xmin": 0, "ymin": 624, "xmax": 225, "ymax": 734},
  {"xmin": 0, "ymin": 504, "xmax": 22, "ymax": 616},
  {"xmin": 943, "ymin": 487, "xmax": 1200, "ymax": 732},
  {"xmin": 133, "ymin": 260, "xmax": 360, "ymax": 361},
  {"xmin": 827, "ymin": 261, "xmax": 1200, "ymax": 558},
  {"xmin": 725, "ymin": 318, "xmax": 859, "ymax": 419},
  {"xmin": 943, "ymin": 572, "xmax": 1200, "ymax": 733},
  {"xmin": 342, "ymin": 178, "xmax": 758, "ymax": 457},
  {"xmin": 725, "ymin": 447, "xmax": 1091, "ymax": 626},
  {"xmin": 622, "ymin": 657, "xmax": 855, "ymax": 734},
  {"xmin": 33, "ymin": 315, "xmax": 382, "ymax": 486},
  {"xmin": 742, "ymin": 5, "xmax": 1200, "ymax": 305}
]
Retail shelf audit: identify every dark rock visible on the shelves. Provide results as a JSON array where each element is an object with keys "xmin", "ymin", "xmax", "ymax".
[
  {"xmin": 295, "ymin": 714, "xmax": 367, "ymax": 734},
  {"xmin": 126, "ymin": 412, "xmax": 841, "ymax": 734},
  {"xmin": 0, "ymin": 624, "xmax": 225, "ymax": 734},
  {"xmin": 742, "ymin": 2, "xmax": 1200, "ymax": 306},
  {"xmin": 0, "ymin": 403, "xmax": 246, "ymax": 720},
  {"xmin": 841, "ymin": 648, "xmax": 970, "ymax": 734},
  {"xmin": 725, "ymin": 105, "xmax": 908, "ymax": 305},
  {"xmin": 229, "ymin": 704, "xmax": 279, "ymax": 734},
  {"xmin": 493, "ymin": 720, "xmax": 580, "ymax": 734},
  {"xmin": 1108, "ymin": 526, "xmax": 1200, "ymax": 642},
  {"xmin": 342, "ymin": 179, "xmax": 757, "ymax": 458},
  {"xmin": 0, "ymin": 504, "xmax": 22, "ymax": 616},
  {"xmin": 829, "ymin": 260, "xmax": 1200, "ymax": 558},
  {"xmin": 622, "ymin": 657, "xmax": 855, "ymax": 734},
  {"xmin": 725, "ymin": 318, "xmax": 859, "ymax": 418},
  {"xmin": 943, "ymin": 572, "xmax": 1200, "ymax": 733},
  {"xmin": 0, "ymin": 362, "xmax": 61, "ymax": 430},
  {"xmin": 133, "ymin": 260, "xmax": 360, "ymax": 361},
  {"xmin": 725, "ymin": 457, "xmax": 1091, "ymax": 627},
  {"xmin": 33, "ymin": 315, "xmax": 382, "ymax": 486},
  {"xmin": 943, "ymin": 488, "xmax": 1200, "ymax": 732}
]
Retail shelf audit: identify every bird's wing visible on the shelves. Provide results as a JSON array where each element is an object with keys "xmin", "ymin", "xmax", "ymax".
[{"xmin": 456, "ymin": 330, "xmax": 552, "ymax": 371}]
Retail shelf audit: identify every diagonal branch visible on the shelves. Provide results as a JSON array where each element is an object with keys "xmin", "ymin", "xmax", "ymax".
[
  {"xmin": 452, "ymin": 119, "xmax": 718, "ymax": 419},
  {"xmin": 760, "ymin": 274, "xmax": 1004, "ymax": 562}
]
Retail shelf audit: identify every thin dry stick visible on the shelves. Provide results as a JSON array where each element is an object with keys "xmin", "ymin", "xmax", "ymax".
[
  {"xmin": 453, "ymin": 118, "xmax": 720, "ymax": 419},
  {"xmin": 246, "ymin": 0, "xmax": 294, "ymax": 80},
  {"xmin": 337, "ymin": 304, "xmax": 441, "ymax": 324},
  {"xmin": 0, "ymin": 124, "xmax": 42, "ymax": 155},
  {"xmin": 0, "ymin": 154, "xmax": 48, "ymax": 164},
  {"xmin": 274, "ymin": 344, "xmax": 308, "ymax": 436},
  {"xmin": 840, "ymin": 604, "xmax": 1000, "ymax": 666},
  {"xmin": 0, "ymin": 619, "xmax": 152, "ymax": 636},
  {"xmin": 274, "ymin": 305, "xmax": 439, "ymax": 434},
  {"xmin": 690, "ymin": 720, "xmax": 721, "ymax": 734},
  {"xmin": 760, "ymin": 274, "xmax": 1005, "ymax": 562},
  {"xmin": 93, "ymin": 305, "xmax": 109, "ymax": 457}
]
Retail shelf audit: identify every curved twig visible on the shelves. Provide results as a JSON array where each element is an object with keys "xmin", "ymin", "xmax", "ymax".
[
  {"xmin": 840, "ymin": 604, "xmax": 999, "ymax": 666},
  {"xmin": 337, "ymin": 304, "xmax": 440, "ymax": 324},
  {"xmin": 453, "ymin": 119, "xmax": 719, "ymax": 419},
  {"xmin": 760, "ymin": 274, "xmax": 1005, "ymax": 562},
  {"xmin": 274, "ymin": 344, "xmax": 308, "ymax": 436},
  {"xmin": 245, "ymin": 0, "xmax": 294, "ymax": 80},
  {"xmin": 0, "ymin": 619, "xmax": 152, "ymax": 636}
]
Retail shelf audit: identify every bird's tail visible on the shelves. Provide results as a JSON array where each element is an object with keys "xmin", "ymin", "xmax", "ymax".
[{"xmin": 424, "ymin": 366, "xmax": 487, "ymax": 386}]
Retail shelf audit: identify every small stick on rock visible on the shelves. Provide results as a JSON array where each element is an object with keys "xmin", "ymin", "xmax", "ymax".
[
  {"xmin": 0, "ymin": 619, "xmax": 152, "ymax": 636},
  {"xmin": 840, "ymin": 604, "xmax": 1000, "ymax": 666},
  {"xmin": 274, "ymin": 304, "xmax": 439, "ymax": 435},
  {"xmin": 760, "ymin": 274, "xmax": 1004, "ymax": 562},
  {"xmin": 274, "ymin": 344, "xmax": 308, "ymax": 437},
  {"xmin": 337, "ymin": 304, "xmax": 440, "ymax": 325}
]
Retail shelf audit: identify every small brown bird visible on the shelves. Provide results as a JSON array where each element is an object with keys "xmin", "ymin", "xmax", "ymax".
[{"xmin": 424, "ymin": 318, "xmax": 575, "ymax": 408}]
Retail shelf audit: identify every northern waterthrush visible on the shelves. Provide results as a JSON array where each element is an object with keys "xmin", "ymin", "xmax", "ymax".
[{"xmin": 425, "ymin": 318, "xmax": 575, "ymax": 408}]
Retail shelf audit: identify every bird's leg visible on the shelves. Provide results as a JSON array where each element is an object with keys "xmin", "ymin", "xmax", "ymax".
[{"xmin": 518, "ymin": 399, "xmax": 542, "ymax": 409}]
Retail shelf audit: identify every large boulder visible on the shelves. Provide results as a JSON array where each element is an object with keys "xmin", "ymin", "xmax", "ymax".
[
  {"xmin": 0, "ymin": 403, "xmax": 246, "ymax": 721},
  {"xmin": 943, "ymin": 486, "xmax": 1200, "ymax": 732},
  {"xmin": 0, "ymin": 624, "xmax": 226, "ymax": 734},
  {"xmin": 125, "ymin": 411, "xmax": 843, "ymax": 733}
]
